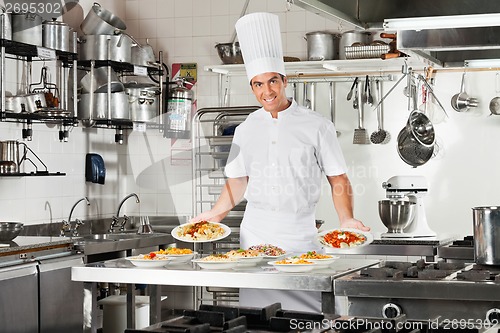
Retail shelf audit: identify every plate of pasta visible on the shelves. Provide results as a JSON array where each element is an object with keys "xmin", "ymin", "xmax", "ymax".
[
  {"xmin": 172, "ymin": 221, "xmax": 231, "ymax": 243},
  {"xmin": 192, "ymin": 254, "xmax": 238, "ymax": 270},
  {"xmin": 126, "ymin": 253, "xmax": 172, "ymax": 268},
  {"xmin": 298, "ymin": 251, "xmax": 340, "ymax": 267},
  {"xmin": 317, "ymin": 228, "xmax": 373, "ymax": 253},
  {"xmin": 154, "ymin": 247, "xmax": 196, "ymax": 263},
  {"xmin": 268, "ymin": 258, "xmax": 316, "ymax": 273}
]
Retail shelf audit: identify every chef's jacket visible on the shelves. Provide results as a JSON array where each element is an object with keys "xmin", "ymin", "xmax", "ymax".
[{"xmin": 224, "ymin": 98, "xmax": 347, "ymax": 253}]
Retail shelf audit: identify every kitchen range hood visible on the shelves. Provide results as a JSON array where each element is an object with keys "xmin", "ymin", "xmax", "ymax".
[{"xmin": 289, "ymin": 0, "xmax": 500, "ymax": 67}]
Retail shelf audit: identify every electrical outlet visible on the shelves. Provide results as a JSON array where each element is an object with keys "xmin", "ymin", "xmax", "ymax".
[{"xmin": 19, "ymin": 253, "xmax": 27, "ymax": 259}]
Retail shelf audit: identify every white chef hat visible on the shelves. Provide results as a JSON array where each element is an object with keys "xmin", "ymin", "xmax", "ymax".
[{"xmin": 235, "ymin": 12, "xmax": 286, "ymax": 83}]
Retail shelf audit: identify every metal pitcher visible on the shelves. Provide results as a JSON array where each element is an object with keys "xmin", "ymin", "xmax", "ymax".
[{"xmin": 0, "ymin": 141, "xmax": 26, "ymax": 173}]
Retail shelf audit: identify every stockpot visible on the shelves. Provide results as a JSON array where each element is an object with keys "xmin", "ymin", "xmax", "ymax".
[
  {"xmin": 80, "ymin": 67, "xmax": 124, "ymax": 93},
  {"xmin": 11, "ymin": 13, "xmax": 42, "ymax": 46},
  {"xmin": 124, "ymin": 82, "xmax": 160, "ymax": 123},
  {"xmin": 473, "ymin": 206, "xmax": 500, "ymax": 265},
  {"xmin": 80, "ymin": 2, "xmax": 126, "ymax": 35},
  {"xmin": 305, "ymin": 31, "xmax": 339, "ymax": 61},
  {"xmin": 79, "ymin": 34, "xmax": 132, "ymax": 63},
  {"xmin": 339, "ymin": 30, "xmax": 371, "ymax": 60},
  {"xmin": 78, "ymin": 91, "xmax": 130, "ymax": 120},
  {"xmin": 5, "ymin": 95, "xmax": 26, "ymax": 113},
  {"xmin": 131, "ymin": 42, "xmax": 156, "ymax": 67},
  {"xmin": 42, "ymin": 19, "xmax": 70, "ymax": 51},
  {"xmin": 24, "ymin": 92, "xmax": 47, "ymax": 112}
]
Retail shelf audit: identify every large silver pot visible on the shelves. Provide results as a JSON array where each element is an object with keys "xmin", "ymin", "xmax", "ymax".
[
  {"xmin": 339, "ymin": 30, "xmax": 371, "ymax": 60},
  {"xmin": 79, "ymin": 34, "xmax": 132, "ymax": 62},
  {"xmin": 12, "ymin": 13, "xmax": 42, "ymax": 46},
  {"xmin": 125, "ymin": 82, "xmax": 160, "ymax": 123},
  {"xmin": 305, "ymin": 31, "xmax": 339, "ymax": 61},
  {"xmin": 42, "ymin": 19, "xmax": 70, "ymax": 51},
  {"xmin": 473, "ymin": 206, "xmax": 500, "ymax": 265},
  {"xmin": 80, "ymin": 67, "xmax": 124, "ymax": 93},
  {"xmin": 131, "ymin": 43, "xmax": 156, "ymax": 67},
  {"xmin": 80, "ymin": 2, "xmax": 126, "ymax": 35},
  {"xmin": 78, "ymin": 92, "xmax": 129, "ymax": 120},
  {"xmin": 5, "ymin": 95, "xmax": 26, "ymax": 113}
]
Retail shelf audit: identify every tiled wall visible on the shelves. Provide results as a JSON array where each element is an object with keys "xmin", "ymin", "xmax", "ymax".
[{"xmin": 2, "ymin": 0, "xmax": 500, "ymax": 240}]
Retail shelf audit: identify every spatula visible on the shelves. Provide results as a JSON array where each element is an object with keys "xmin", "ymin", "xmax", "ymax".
[{"xmin": 353, "ymin": 81, "xmax": 370, "ymax": 144}]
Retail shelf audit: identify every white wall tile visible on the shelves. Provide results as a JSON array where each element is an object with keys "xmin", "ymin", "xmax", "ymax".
[
  {"xmin": 138, "ymin": 0, "xmax": 158, "ymax": 19},
  {"xmin": 157, "ymin": 0, "xmax": 175, "ymax": 18},
  {"xmin": 174, "ymin": 0, "xmax": 194, "ymax": 18}
]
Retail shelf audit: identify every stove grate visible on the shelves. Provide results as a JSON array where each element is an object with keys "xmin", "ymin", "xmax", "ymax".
[{"xmin": 357, "ymin": 260, "xmax": 465, "ymax": 280}]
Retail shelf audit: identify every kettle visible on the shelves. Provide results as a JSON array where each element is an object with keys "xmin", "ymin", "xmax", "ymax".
[{"xmin": 0, "ymin": 141, "xmax": 26, "ymax": 173}]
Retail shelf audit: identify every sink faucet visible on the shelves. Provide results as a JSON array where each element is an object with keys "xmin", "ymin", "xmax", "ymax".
[
  {"xmin": 109, "ymin": 193, "xmax": 140, "ymax": 232},
  {"xmin": 60, "ymin": 197, "xmax": 90, "ymax": 237}
]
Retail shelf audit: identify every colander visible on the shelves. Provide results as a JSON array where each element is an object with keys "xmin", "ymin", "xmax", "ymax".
[{"xmin": 397, "ymin": 111, "xmax": 435, "ymax": 167}]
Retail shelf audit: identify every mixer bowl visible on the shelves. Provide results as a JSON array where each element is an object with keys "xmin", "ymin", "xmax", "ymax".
[{"xmin": 378, "ymin": 200, "xmax": 416, "ymax": 233}]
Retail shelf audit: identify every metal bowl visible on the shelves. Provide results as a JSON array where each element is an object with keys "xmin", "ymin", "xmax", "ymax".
[
  {"xmin": 0, "ymin": 222, "xmax": 24, "ymax": 242},
  {"xmin": 378, "ymin": 200, "xmax": 415, "ymax": 233},
  {"xmin": 215, "ymin": 42, "xmax": 243, "ymax": 64}
]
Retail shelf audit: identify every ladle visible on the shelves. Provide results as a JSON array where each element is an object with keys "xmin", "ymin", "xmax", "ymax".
[{"xmin": 451, "ymin": 71, "xmax": 478, "ymax": 112}]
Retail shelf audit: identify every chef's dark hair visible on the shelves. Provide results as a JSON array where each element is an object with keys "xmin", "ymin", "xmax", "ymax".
[{"xmin": 249, "ymin": 74, "xmax": 286, "ymax": 86}]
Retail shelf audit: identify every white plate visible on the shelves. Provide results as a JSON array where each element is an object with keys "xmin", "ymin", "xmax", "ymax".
[
  {"xmin": 268, "ymin": 260, "xmax": 316, "ymax": 273},
  {"xmin": 317, "ymin": 228, "xmax": 374, "ymax": 254},
  {"xmin": 192, "ymin": 259, "xmax": 238, "ymax": 270},
  {"xmin": 305, "ymin": 256, "xmax": 340, "ymax": 267},
  {"xmin": 126, "ymin": 255, "xmax": 171, "ymax": 268},
  {"xmin": 165, "ymin": 252, "xmax": 196, "ymax": 263},
  {"xmin": 172, "ymin": 221, "xmax": 231, "ymax": 243},
  {"xmin": 236, "ymin": 256, "xmax": 265, "ymax": 267}
]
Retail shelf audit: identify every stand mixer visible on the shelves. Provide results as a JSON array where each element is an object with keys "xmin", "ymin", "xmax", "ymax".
[{"xmin": 379, "ymin": 175, "xmax": 436, "ymax": 238}]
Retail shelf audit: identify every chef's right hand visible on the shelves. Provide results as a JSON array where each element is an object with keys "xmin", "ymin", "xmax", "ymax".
[
  {"xmin": 190, "ymin": 210, "xmax": 224, "ymax": 223},
  {"xmin": 340, "ymin": 218, "xmax": 371, "ymax": 232}
]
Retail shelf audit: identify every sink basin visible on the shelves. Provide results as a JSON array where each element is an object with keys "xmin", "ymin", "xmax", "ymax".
[{"xmin": 82, "ymin": 233, "xmax": 142, "ymax": 241}]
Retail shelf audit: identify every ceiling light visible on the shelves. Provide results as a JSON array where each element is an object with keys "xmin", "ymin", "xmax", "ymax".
[{"xmin": 383, "ymin": 13, "xmax": 500, "ymax": 31}]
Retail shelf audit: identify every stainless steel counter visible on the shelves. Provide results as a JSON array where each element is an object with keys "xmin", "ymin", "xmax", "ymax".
[
  {"xmin": 72, "ymin": 258, "xmax": 380, "ymax": 333},
  {"xmin": 336, "ymin": 233, "xmax": 458, "ymax": 261}
]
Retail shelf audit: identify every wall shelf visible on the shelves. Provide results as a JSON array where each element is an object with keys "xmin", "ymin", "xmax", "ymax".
[{"xmin": 205, "ymin": 57, "xmax": 434, "ymax": 78}]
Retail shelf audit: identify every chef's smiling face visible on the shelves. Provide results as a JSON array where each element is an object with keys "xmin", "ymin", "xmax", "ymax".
[{"xmin": 250, "ymin": 72, "xmax": 290, "ymax": 115}]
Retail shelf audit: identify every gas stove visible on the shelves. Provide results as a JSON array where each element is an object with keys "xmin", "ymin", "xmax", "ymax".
[
  {"xmin": 437, "ymin": 235, "xmax": 475, "ymax": 263},
  {"xmin": 335, "ymin": 259, "xmax": 500, "ymax": 324}
]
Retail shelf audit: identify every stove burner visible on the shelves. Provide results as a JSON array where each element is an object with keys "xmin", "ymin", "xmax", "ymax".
[
  {"xmin": 358, "ymin": 260, "xmax": 465, "ymax": 280},
  {"xmin": 456, "ymin": 264, "xmax": 500, "ymax": 282}
]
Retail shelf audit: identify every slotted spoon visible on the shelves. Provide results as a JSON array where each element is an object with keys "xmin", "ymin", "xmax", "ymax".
[{"xmin": 370, "ymin": 80, "xmax": 390, "ymax": 144}]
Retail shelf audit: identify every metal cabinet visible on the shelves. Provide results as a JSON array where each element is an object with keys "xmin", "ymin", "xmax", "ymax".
[
  {"xmin": 38, "ymin": 253, "xmax": 85, "ymax": 333},
  {"xmin": 0, "ymin": 262, "xmax": 39, "ymax": 333}
]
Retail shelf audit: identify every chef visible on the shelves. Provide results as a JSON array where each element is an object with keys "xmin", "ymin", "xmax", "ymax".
[{"xmin": 193, "ymin": 12, "xmax": 370, "ymax": 312}]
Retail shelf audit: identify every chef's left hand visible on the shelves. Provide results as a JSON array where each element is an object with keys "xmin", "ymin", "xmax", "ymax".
[{"xmin": 340, "ymin": 218, "xmax": 371, "ymax": 232}]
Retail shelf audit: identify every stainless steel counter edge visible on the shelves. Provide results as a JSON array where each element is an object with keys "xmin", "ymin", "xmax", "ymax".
[{"xmin": 71, "ymin": 258, "xmax": 380, "ymax": 291}]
